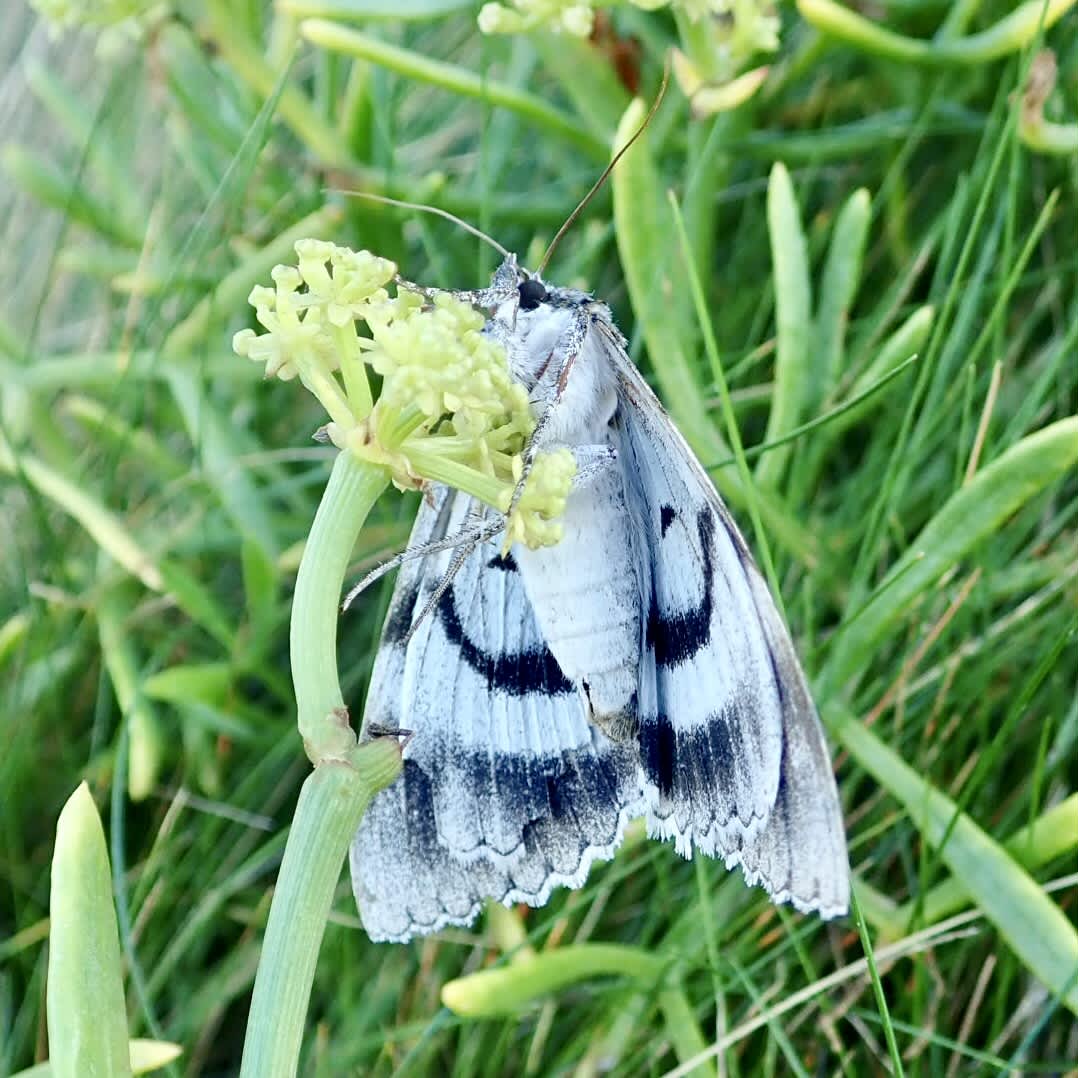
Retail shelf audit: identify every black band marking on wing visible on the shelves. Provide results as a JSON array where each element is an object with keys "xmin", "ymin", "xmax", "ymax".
[
  {"xmin": 398, "ymin": 744, "xmax": 638, "ymax": 863},
  {"xmin": 640, "ymin": 714, "xmax": 676, "ymax": 795},
  {"xmin": 639, "ymin": 708, "xmax": 747, "ymax": 822},
  {"xmin": 646, "ymin": 507, "xmax": 715, "ymax": 667},
  {"xmin": 381, "ymin": 577, "xmax": 422, "ymax": 646},
  {"xmin": 436, "ymin": 584, "xmax": 575, "ymax": 696},
  {"xmin": 660, "ymin": 504, "xmax": 677, "ymax": 537}
]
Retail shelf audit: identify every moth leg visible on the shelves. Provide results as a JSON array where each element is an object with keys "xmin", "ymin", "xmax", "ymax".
[
  {"xmin": 508, "ymin": 307, "xmax": 592, "ymax": 516},
  {"xmin": 363, "ymin": 722, "xmax": 414, "ymax": 748},
  {"xmin": 342, "ymin": 510, "xmax": 505, "ymax": 610},
  {"xmin": 394, "ymin": 262, "xmax": 515, "ymax": 310},
  {"xmin": 402, "ymin": 540, "xmax": 475, "ymax": 645},
  {"xmin": 571, "ymin": 444, "xmax": 619, "ymax": 488},
  {"xmin": 396, "ymin": 277, "xmax": 493, "ymax": 306}
]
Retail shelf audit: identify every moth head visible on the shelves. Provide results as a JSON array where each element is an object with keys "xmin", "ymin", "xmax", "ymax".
[
  {"xmin": 486, "ymin": 255, "xmax": 546, "ymax": 309},
  {"xmin": 482, "ymin": 257, "xmax": 555, "ymax": 339}
]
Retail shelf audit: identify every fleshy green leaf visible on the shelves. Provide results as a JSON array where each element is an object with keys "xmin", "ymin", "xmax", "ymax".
[
  {"xmin": 443, "ymin": 944, "xmax": 663, "ymax": 1016},
  {"xmin": 837, "ymin": 713, "xmax": 1078, "ymax": 1016},
  {"xmin": 12, "ymin": 1039, "xmax": 182, "ymax": 1077},
  {"xmin": 47, "ymin": 783, "xmax": 132, "ymax": 1078},
  {"xmin": 756, "ymin": 162, "xmax": 812, "ymax": 490}
]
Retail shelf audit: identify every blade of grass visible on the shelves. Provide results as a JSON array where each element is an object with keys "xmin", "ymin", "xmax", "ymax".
[
  {"xmin": 2, "ymin": 145, "xmax": 142, "ymax": 249},
  {"xmin": 815, "ymin": 188, "xmax": 871, "ymax": 407},
  {"xmin": 164, "ymin": 371, "xmax": 282, "ymax": 562},
  {"xmin": 884, "ymin": 795, "xmax": 1078, "ymax": 935},
  {"xmin": 47, "ymin": 783, "xmax": 132, "ymax": 1078},
  {"xmin": 668, "ymin": 192, "xmax": 783, "ymax": 604},
  {"xmin": 826, "ymin": 417, "xmax": 1078, "ymax": 691},
  {"xmin": 835, "ymin": 709, "xmax": 1078, "ymax": 1016},
  {"xmin": 710, "ymin": 352, "xmax": 921, "ymax": 472},
  {"xmin": 851, "ymin": 889, "xmax": 906, "ymax": 1076},
  {"xmin": 97, "ymin": 588, "xmax": 164, "ymax": 801},
  {"xmin": 0, "ymin": 438, "xmax": 164, "ymax": 592}
]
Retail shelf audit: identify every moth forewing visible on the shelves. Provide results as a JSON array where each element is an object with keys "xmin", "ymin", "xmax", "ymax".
[
  {"xmin": 607, "ymin": 335, "xmax": 849, "ymax": 911},
  {"xmin": 351, "ymin": 257, "xmax": 848, "ymax": 943}
]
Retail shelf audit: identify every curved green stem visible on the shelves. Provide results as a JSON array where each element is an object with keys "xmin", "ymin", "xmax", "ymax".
[
  {"xmin": 798, "ymin": 0, "xmax": 1077, "ymax": 65},
  {"xmin": 240, "ymin": 449, "xmax": 402, "ymax": 1077},
  {"xmin": 238, "ymin": 746, "xmax": 402, "ymax": 1078},
  {"xmin": 291, "ymin": 451, "xmax": 389, "ymax": 762}
]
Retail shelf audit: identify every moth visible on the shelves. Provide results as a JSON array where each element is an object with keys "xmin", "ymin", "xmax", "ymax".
[{"xmin": 348, "ymin": 251, "xmax": 850, "ymax": 943}]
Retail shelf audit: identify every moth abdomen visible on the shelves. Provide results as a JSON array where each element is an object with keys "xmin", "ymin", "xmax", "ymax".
[{"xmin": 583, "ymin": 683, "xmax": 639, "ymax": 741}]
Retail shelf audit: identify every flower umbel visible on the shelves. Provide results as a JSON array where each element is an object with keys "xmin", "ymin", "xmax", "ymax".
[
  {"xmin": 478, "ymin": 0, "xmax": 779, "ymax": 116},
  {"xmin": 29, "ymin": 0, "xmax": 166, "ymax": 51},
  {"xmin": 478, "ymin": 0, "xmax": 595, "ymax": 36},
  {"xmin": 234, "ymin": 240, "xmax": 574, "ymax": 549},
  {"xmin": 478, "ymin": 0, "xmax": 779, "ymax": 57},
  {"xmin": 502, "ymin": 449, "xmax": 577, "ymax": 550}
]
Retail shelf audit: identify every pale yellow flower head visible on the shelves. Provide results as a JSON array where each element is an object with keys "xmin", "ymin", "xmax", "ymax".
[
  {"xmin": 234, "ymin": 240, "xmax": 574, "ymax": 550},
  {"xmin": 478, "ymin": 0, "xmax": 780, "ymax": 114},
  {"xmin": 478, "ymin": 0, "xmax": 594, "ymax": 35},
  {"xmin": 29, "ymin": 0, "xmax": 166, "ymax": 50}
]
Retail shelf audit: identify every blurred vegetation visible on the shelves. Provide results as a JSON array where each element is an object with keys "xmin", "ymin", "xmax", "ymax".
[{"xmin": 1, "ymin": 0, "xmax": 1076, "ymax": 1073}]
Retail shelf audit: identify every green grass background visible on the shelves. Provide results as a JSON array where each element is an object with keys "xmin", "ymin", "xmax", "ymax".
[{"xmin": 1, "ymin": 0, "xmax": 1077, "ymax": 1074}]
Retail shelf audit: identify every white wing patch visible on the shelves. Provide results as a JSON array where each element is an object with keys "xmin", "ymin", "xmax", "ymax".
[
  {"xmin": 617, "ymin": 401, "xmax": 783, "ymax": 853},
  {"xmin": 610, "ymin": 340, "xmax": 848, "ymax": 915},
  {"xmin": 352, "ymin": 485, "xmax": 646, "ymax": 943}
]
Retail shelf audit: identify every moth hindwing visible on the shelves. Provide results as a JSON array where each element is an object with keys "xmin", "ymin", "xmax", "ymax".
[{"xmin": 350, "ymin": 255, "xmax": 849, "ymax": 943}]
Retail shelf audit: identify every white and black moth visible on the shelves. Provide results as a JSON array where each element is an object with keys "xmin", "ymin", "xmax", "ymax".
[{"xmin": 350, "ymin": 254, "xmax": 849, "ymax": 942}]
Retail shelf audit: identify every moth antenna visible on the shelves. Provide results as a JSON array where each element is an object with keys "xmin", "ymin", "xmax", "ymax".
[
  {"xmin": 337, "ymin": 191, "xmax": 512, "ymax": 259},
  {"xmin": 535, "ymin": 62, "xmax": 670, "ymax": 278}
]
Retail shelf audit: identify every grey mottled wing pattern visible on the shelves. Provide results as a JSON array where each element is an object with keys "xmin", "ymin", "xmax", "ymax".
[
  {"xmin": 351, "ymin": 485, "xmax": 645, "ymax": 943},
  {"xmin": 609, "ymin": 335, "xmax": 849, "ymax": 917}
]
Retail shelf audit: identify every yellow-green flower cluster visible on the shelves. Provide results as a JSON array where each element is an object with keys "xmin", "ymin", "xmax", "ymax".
[
  {"xmin": 478, "ymin": 0, "xmax": 593, "ymax": 36},
  {"xmin": 234, "ymin": 240, "xmax": 575, "ymax": 550},
  {"xmin": 701, "ymin": 0, "xmax": 779, "ymax": 53},
  {"xmin": 29, "ymin": 0, "xmax": 160, "ymax": 31},
  {"xmin": 502, "ymin": 449, "xmax": 577, "ymax": 549},
  {"xmin": 479, "ymin": 0, "xmax": 777, "ymax": 47},
  {"xmin": 479, "ymin": 0, "xmax": 778, "ymax": 115},
  {"xmin": 665, "ymin": 0, "xmax": 780, "ymax": 114}
]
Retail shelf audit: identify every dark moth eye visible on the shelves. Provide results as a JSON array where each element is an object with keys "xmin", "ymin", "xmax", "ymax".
[{"xmin": 517, "ymin": 278, "xmax": 548, "ymax": 310}]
